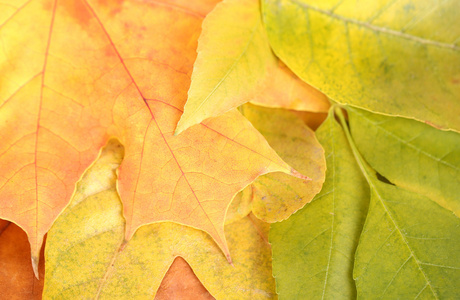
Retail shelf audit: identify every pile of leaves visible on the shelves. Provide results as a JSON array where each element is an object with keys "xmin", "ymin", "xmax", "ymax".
[{"xmin": 0, "ymin": 0, "xmax": 459, "ymax": 298}]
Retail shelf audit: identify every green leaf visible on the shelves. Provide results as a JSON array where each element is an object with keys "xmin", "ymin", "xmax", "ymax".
[
  {"xmin": 239, "ymin": 104, "xmax": 326, "ymax": 222},
  {"xmin": 348, "ymin": 107, "xmax": 460, "ymax": 216},
  {"xmin": 262, "ymin": 0, "xmax": 460, "ymax": 131},
  {"xmin": 334, "ymin": 108, "xmax": 460, "ymax": 299},
  {"xmin": 270, "ymin": 109, "xmax": 369, "ymax": 299},
  {"xmin": 354, "ymin": 181, "xmax": 460, "ymax": 299}
]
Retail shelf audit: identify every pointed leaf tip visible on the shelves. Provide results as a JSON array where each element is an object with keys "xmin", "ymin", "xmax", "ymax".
[
  {"xmin": 290, "ymin": 168, "xmax": 311, "ymax": 181},
  {"xmin": 226, "ymin": 253, "xmax": 234, "ymax": 266},
  {"xmin": 31, "ymin": 255, "xmax": 39, "ymax": 280},
  {"xmin": 173, "ymin": 123, "xmax": 184, "ymax": 136}
]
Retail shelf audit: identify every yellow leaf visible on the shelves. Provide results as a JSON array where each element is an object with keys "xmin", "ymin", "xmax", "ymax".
[
  {"xmin": 240, "ymin": 104, "xmax": 326, "ymax": 222},
  {"xmin": 263, "ymin": 0, "xmax": 460, "ymax": 131},
  {"xmin": 176, "ymin": 0, "xmax": 329, "ymax": 134},
  {"xmin": 44, "ymin": 139, "xmax": 277, "ymax": 299}
]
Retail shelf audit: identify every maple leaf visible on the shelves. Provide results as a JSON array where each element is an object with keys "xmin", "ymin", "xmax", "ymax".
[
  {"xmin": 348, "ymin": 108, "xmax": 460, "ymax": 216},
  {"xmin": 43, "ymin": 141, "xmax": 277, "ymax": 298},
  {"xmin": 0, "ymin": 0, "xmax": 305, "ymax": 276}
]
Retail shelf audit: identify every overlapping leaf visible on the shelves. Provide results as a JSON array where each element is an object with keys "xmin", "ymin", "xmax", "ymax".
[
  {"xmin": 262, "ymin": 0, "xmax": 460, "ymax": 131},
  {"xmin": 239, "ymin": 104, "xmax": 325, "ymax": 222},
  {"xmin": 340, "ymin": 108, "xmax": 460, "ymax": 298},
  {"xmin": 354, "ymin": 178, "xmax": 460, "ymax": 298},
  {"xmin": 176, "ymin": 0, "xmax": 329, "ymax": 134},
  {"xmin": 0, "ymin": 0, "xmax": 303, "ymax": 273},
  {"xmin": 270, "ymin": 110, "xmax": 369, "ymax": 299},
  {"xmin": 3, "ymin": 0, "xmax": 458, "ymax": 297},
  {"xmin": 250, "ymin": 60, "xmax": 329, "ymax": 113},
  {"xmin": 348, "ymin": 107, "xmax": 460, "ymax": 216},
  {"xmin": 271, "ymin": 106, "xmax": 460, "ymax": 298},
  {"xmin": 155, "ymin": 257, "xmax": 215, "ymax": 299},
  {"xmin": 44, "ymin": 142, "xmax": 277, "ymax": 299}
]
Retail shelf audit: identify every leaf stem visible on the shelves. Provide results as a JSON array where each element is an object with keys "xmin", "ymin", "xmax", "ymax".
[{"xmin": 334, "ymin": 106, "xmax": 374, "ymax": 182}]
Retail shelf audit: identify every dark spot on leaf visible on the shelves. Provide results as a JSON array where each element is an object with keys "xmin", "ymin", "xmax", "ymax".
[{"xmin": 376, "ymin": 172, "xmax": 395, "ymax": 186}]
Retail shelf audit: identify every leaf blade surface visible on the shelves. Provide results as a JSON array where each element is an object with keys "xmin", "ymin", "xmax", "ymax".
[
  {"xmin": 262, "ymin": 0, "xmax": 460, "ymax": 131},
  {"xmin": 176, "ymin": 0, "xmax": 329, "ymax": 133},
  {"xmin": 335, "ymin": 108, "xmax": 460, "ymax": 299},
  {"xmin": 348, "ymin": 107, "xmax": 460, "ymax": 216},
  {"xmin": 43, "ymin": 142, "xmax": 277, "ymax": 299},
  {"xmin": 239, "ymin": 104, "xmax": 326, "ymax": 222},
  {"xmin": 0, "ymin": 0, "xmax": 297, "ymax": 265},
  {"xmin": 270, "ymin": 109, "xmax": 369, "ymax": 299}
]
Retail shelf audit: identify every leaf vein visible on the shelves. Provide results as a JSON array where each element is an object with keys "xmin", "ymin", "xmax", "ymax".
[{"xmin": 291, "ymin": 0, "xmax": 459, "ymax": 51}]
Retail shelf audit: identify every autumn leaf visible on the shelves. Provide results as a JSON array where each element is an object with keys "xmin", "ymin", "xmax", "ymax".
[
  {"xmin": 155, "ymin": 257, "xmax": 214, "ymax": 300},
  {"xmin": 43, "ymin": 141, "xmax": 277, "ymax": 298},
  {"xmin": 348, "ymin": 107, "xmax": 460, "ymax": 216},
  {"xmin": 239, "ymin": 104, "xmax": 326, "ymax": 222},
  {"xmin": 270, "ymin": 110, "xmax": 369, "ymax": 299},
  {"xmin": 176, "ymin": 0, "xmax": 329, "ymax": 134},
  {"xmin": 250, "ymin": 60, "xmax": 329, "ymax": 113},
  {"xmin": 4, "ymin": 0, "xmax": 457, "ymax": 297},
  {"xmin": 289, "ymin": 110, "xmax": 328, "ymax": 131},
  {"xmin": 0, "ymin": 219, "xmax": 45, "ymax": 299},
  {"xmin": 0, "ymin": 0, "xmax": 305, "ymax": 274},
  {"xmin": 271, "ymin": 106, "xmax": 460, "ymax": 298},
  {"xmin": 335, "ymin": 108, "xmax": 460, "ymax": 298},
  {"xmin": 262, "ymin": 0, "xmax": 460, "ymax": 131},
  {"xmin": 354, "ymin": 177, "xmax": 460, "ymax": 298}
]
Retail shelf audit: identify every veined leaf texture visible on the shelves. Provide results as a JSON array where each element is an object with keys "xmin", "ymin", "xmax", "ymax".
[{"xmin": 0, "ymin": 0, "xmax": 304, "ymax": 275}]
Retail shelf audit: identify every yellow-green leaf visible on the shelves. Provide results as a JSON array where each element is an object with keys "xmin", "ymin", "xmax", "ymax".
[
  {"xmin": 354, "ymin": 180, "xmax": 460, "ymax": 298},
  {"xmin": 262, "ymin": 0, "xmax": 460, "ymax": 131},
  {"xmin": 44, "ymin": 140, "xmax": 276, "ymax": 299},
  {"xmin": 335, "ymin": 108, "xmax": 460, "ymax": 299},
  {"xmin": 239, "ymin": 104, "xmax": 326, "ymax": 222},
  {"xmin": 348, "ymin": 107, "xmax": 460, "ymax": 216},
  {"xmin": 270, "ymin": 109, "xmax": 369, "ymax": 298}
]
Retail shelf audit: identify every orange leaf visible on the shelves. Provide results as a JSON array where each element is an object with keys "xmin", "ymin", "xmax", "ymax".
[
  {"xmin": 0, "ymin": 219, "xmax": 44, "ymax": 298},
  {"xmin": 289, "ymin": 110, "xmax": 328, "ymax": 131},
  {"xmin": 252, "ymin": 60, "xmax": 330, "ymax": 113},
  {"xmin": 0, "ymin": 0, "xmax": 301, "ymax": 273},
  {"xmin": 155, "ymin": 257, "xmax": 215, "ymax": 300}
]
